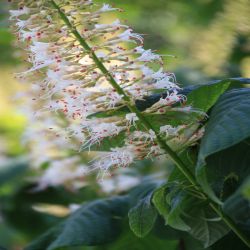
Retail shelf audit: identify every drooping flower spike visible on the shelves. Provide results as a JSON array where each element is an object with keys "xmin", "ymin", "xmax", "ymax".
[{"xmin": 10, "ymin": 0, "xmax": 205, "ymax": 181}]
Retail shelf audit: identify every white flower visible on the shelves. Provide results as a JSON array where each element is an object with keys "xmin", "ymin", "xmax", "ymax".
[
  {"xmin": 99, "ymin": 4, "xmax": 118, "ymax": 13},
  {"xmin": 96, "ymin": 51, "xmax": 107, "ymax": 58},
  {"xmin": 107, "ymin": 91, "xmax": 124, "ymax": 107},
  {"xmin": 126, "ymin": 113, "xmax": 139, "ymax": 127},
  {"xmin": 132, "ymin": 129, "xmax": 156, "ymax": 142},
  {"xmin": 147, "ymin": 145, "xmax": 165, "ymax": 158},
  {"xmin": 95, "ymin": 19, "xmax": 128, "ymax": 30},
  {"xmin": 137, "ymin": 49, "xmax": 161, "ymax": 62},
  {"xmin": 119, "ymin": 29, "xmax": 143, "ymax": 43},
  {"xmin": 82, "ymin": 123, "xmax": 125, "ymax": 149},
  {"xmin": 9, "ymin": 0, "xmax": 193, "ymax": 182},
  {"xmin": 154, "ymin": 78, "xmax": 178, "ymax": 90},
  {"xmin": 160, "ymin": 125, "xmax": 179, "ymax": 137},
  {"xmin": 16, "ymin": 19, "xmax": 30, "ymax": 30},
  {"xmin": 90, "ymin": 147, "xmax": 135, "ymax": 178},
  {"xmin": 134, "ymin": 46, "xmax": 145, "ymax": 54},
  {"xmin": 9, "ymin": 6, "xmax": 30, "ymax": 20},
  {"xmin": 19, "ymin": 28, "xmax": 39, "ymax": 41},
  {"xmin": 148, "ymin": 129, "xmax": 156, "ymax": 141},
  {"xmin": 158, "ymin": 90, "xmax": 186, "ymax": 106}
]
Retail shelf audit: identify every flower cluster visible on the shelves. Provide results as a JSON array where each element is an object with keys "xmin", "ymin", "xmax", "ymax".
[{"xmin": 10, "ymin": 0, "xmax": 205, "ymax": 185}]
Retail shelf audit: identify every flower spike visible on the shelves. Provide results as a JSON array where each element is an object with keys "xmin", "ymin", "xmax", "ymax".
[{"xmin": 10, "ymin": 0, "xmax": 204, "ymax": 181}]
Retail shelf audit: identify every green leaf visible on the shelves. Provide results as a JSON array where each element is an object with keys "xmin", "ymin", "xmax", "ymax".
[
  {"xmin": 186, "ymin": 206, "xmax": 230, "ymax": 248},
  {"xmin": 196, "ymin": 88, "xmax": 250, "ymax": 203},
  {"xmin": 159, "ymin": 188, "xmax": 229, "ymax": 247},
  {"xmin": 171, "ymin": 195, "xmax": 229, "ymax": 247},
  {"xmin": 106, "ymin": 229, "xmax": 178, "ymax": 250},
  {"xmin": 186, "ymin": 80, "xmax": 231, "ymax": 112},
  {"xmin": 129, "ymin": 179, "xmax": 163, "ymax": 205},
  {"xmin": 168, "ymin": 148, "xmax": 198, "ymax": 185},
  {"xmin": 223, "ymin": 178, "xmax": 250, "ymax": 227},
  {"xmin": 186, "ymin": 78, "xmax": 250, "ymax": 112},
  {"xmin": 203, "ymin": 139, "xmax": 250, "ymax": 201},
  {"xmin": 152, "ymin": 186, "xmax": 170, "ymax": 223},
  {"xmin": 128, "ymin": 192, "xmax": 158, "ymax": 238},
  {"xmin": 212, "ymin": 231, "xmax": 250, "ymax": 250},
  {"xmin": 25, "ymin": 196, "xmax": 129, "ymax": 250},
  {"xmin": 144, "ymin": 110, "xmax": 203, "ymax": 129},
  {"xmin": 165, "ymin": 190, "xmax": 191, "ymax": 231},
  {"xmin": 242, "ymin": 177, "xmax": 250, "ymax": 200}
]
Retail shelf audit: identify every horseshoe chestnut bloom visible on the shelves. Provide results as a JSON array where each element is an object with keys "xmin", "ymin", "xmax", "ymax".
[{"xmin": 9, "ymin": 0, "xmax": 204, "ymax": 183}]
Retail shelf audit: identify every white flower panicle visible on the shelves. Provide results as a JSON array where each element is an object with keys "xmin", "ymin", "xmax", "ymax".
[{"xmin": 10, "ymin": 0, "xmax": 204, "ymax": 182}]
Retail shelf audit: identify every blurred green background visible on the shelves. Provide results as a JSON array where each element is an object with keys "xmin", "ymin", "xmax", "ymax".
[{"xmin": 0, "ymin": 0, "xmax": 249, "ymax": 249}]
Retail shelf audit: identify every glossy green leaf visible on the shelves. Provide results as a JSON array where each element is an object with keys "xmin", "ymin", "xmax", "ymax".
[
  {"xmin": 186, "ymin": 80, "xmax": 231, "ymax": 112},
  {"xmin": 25, "ymin": 196, "xmax": 129, "ymax": 250},
  {"xmin": 203, "ymin": 139, "xmax": 250, "ymax": 201},
  {"xmin": 223, "ymin": 178, "xmax": 250, "ymax": 227},
  {"xmin": 129, "ymin": 179, "xmax": 163, "ymax": 205},
  {"xmin": 128, "ymin": 192, "xmax": 158, "ymax": 238},
  {"xmin": 152, "ymin": 186, "xmax": 170, "ymax": 223},
  {"xmin": 107, "ymin": 230, "xmax": 178, "ymax": 250},
  {"xmin": 196, "ymin": 89, "xmax": 250, "ymax": 203},
  {"xmin": 166, "ymin": 190, "xmax": 191, "ymax": 231},
  {"xmin": 173, "ymin": 196, "xmax": 229, "ymax": 247},
  {"xmin": 158, "ymin": 188, "xmax": 229, "ymax": 247},
  {"xmin": 186, "ymin": 206, "xmax": 230, "ymax": 248}
]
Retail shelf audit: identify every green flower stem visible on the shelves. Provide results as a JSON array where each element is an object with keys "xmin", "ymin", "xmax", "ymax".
[
  {"xmin": 50, "ymin": 0, "xmax": 196, "ymax": 187},
  {"xmin": 51, "ymin": 1, "xmax": 250, "ymax": 247}
]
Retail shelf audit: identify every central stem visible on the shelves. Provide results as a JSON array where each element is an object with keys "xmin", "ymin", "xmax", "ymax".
[
  {"xmin": 50, "ymin": 0, "xmax": 195, "ymax": 186},
  {"xmin": 50, "ymin": 1, "xmax": 250, "ymax": 247}
]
